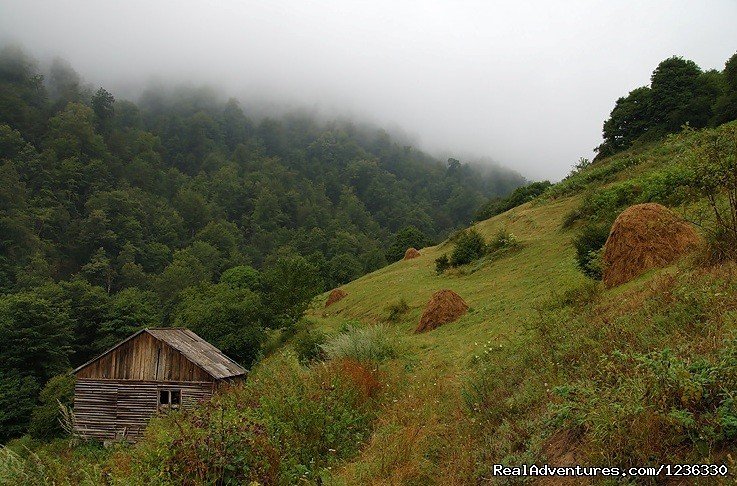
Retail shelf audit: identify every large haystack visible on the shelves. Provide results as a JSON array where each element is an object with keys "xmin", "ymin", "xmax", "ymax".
[
  {"xmin": 325, "ymin": 288, "xmax": 347, "ymax": 307},
  {"xmin": 403, "ymin": 248, "xmax": 421, "ymax": 260},
  {"xmin": 416, "ymin": 289, "xmax": 468, "ymax": 333},
  {"xmin": 602, "ymin": 203, "xmax": 701, "ymax": 287}
]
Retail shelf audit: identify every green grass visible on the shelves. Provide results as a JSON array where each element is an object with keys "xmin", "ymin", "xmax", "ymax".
[
  {"xmin": 311, "ymin": 195, "xmax": 584, "ymax": 363},
  {"xmin": 302, "ymin": 124, "xmax": 737, "ymax": 483},
  {"xmin": 7, "ymin": 123, "xmax": 737, "ymax": 484},
  {"xmin": 304, "ymin": 195, "xmax": 591, "ymax": 482}
]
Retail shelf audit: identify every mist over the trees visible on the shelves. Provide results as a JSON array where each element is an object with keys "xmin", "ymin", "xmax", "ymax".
[{"xmin": 1, "ymin": 0, "xmax": 735, "ymax": 179}]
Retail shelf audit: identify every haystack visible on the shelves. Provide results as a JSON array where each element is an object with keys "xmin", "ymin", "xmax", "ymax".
[
  {"xmin": 325, "ymin": 288, "xmax": 347, "ymax": 307},
  {"xmin": 416, "ymin": 289, "xmax": 468, "ymax": 333},
  {"xmin": 602, "ymin": 203, "xmax": 701, "ymax": 287},
  {"xmin": 403, "ymin": 248, "xmax": 421, "ymax": 260}
]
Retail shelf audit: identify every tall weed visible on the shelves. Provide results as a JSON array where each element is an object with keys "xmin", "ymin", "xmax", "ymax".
[{"xmin": 321, "ymin": 325, "xmax": 398, "ymax": 363}]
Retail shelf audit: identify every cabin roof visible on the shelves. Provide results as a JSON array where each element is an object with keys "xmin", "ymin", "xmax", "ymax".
[{"xmin": 72, "ymin": 328, "xmax": 247, "ymax": 380}]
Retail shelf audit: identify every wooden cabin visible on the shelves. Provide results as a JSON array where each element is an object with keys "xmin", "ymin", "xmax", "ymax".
[{"xmin": 72, "ymin": 328, "xmax": 246, "ymax": 441}]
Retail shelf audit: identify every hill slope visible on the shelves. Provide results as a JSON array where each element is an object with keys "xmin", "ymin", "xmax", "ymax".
[
  {"xmin": 3, "ymin": 123, "xmax": 737, "ymax": 484},
  {"xmin": 307, "ymin": 194, "xmax": 584, "ymax": 482},
  {"xmin": 301, "ymin": 123, "xmax": 737, "ymax": 483}
]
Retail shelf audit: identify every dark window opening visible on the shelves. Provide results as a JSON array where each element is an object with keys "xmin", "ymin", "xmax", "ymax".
[{"xmin": 159, "ymin": 389, "xmax": 182, "ymax": 410}]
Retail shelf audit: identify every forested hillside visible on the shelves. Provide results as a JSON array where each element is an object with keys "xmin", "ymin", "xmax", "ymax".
[{"xmin": 0, "ymin": 45, "xmax": 524, "ymax": 442}]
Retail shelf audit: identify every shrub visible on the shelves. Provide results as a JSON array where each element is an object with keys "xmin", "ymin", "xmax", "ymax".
[
  {"xmin": 257, "ymin": 360, "xmax": 377, "ymax": 482},
  {"xmin": 488, "ymin": 228, "xmax": 519, "ymax": 252},
  {"xmin": 551, "ymin": 343, "xmax": 737, "ymax": 465},
  {"xmin": 118, "ymin": 352, "xmax": 381, "ymax": 484},
  {"xmin": 321, "ymin": 325, "xmax": 397, "ymax": 363},
  {"xmin": 686, "ymin": 123, "xmax": 737, "ymax": 261},
  {"xmin": 450, "ymin": 229, "xmax": 486, "ymax": 267},
  {"xmin": 435, "ymin": 254, "xmax": 450, "ymax": 274},
  {"xmin": 28, "ymin": 374, "xmax": 76, "ymax": 440},
  {"xmin": 293, "ymin": 329, "xmax": 327, "ymax": 364},
  {"xmin": 572, "ymin": 222, "xmax": 611, "ymax": 279},
  {"xmin": 585, "ymin": 181, "xmax": 641, "ymax": 221},
  {"xmin": 700, "ymin": 226, "xmax": 737, "ymax": 264},
  {"xmin": 384, "ymin": 299, "xmax": 409, "ymax": 322},
  {"xmin": 152, "ymin": 402, "xmax": 280, "ymax": 485},
  {"xmin": 328, "ymin": 359, "xmax": 382, "ymax": 401}
]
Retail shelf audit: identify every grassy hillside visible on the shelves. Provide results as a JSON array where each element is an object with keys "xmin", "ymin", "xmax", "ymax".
[
  {"xmin": 303, "ymin": 123, "xmax": 737, "ymax": 483},
  {"xmin": 311, "ymin": 194, "xmax": 583, "ymax": 383},
  {"xmin": 3, "ymin": 123, "xmax": 737, "ymax": 484},
  {"xmin": 306, "ymin": 195, "xmax": 585, "ymax": 483}
]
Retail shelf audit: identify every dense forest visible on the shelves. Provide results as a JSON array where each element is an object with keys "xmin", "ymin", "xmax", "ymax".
[
  {"xmin": 596, "ymin": 53, "xmax": 737, "ymax": 158},
  {"xmin": 0, "ymin": 45, "xmax": 525, "ymax": 442}
]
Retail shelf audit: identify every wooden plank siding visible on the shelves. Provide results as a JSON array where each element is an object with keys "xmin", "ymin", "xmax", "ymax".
[
  {"xmin": 75, "ymin": 331, "xmax": 215, "ymax": 382},
  {"xmin": 74, "ymin": 379, "xmax": 215, "ymax": 440},
  {"xmin": 72, "ymin": 329, "xmax": 245, "ymax": 442}
]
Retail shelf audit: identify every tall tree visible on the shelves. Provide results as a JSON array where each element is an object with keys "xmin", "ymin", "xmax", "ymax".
[
  {"xmin": 91, "ymin": 87, "xmax": 115, "ymax": 127},
  {"xmin": 650, "ymin": 56, "xmax": 703, "ymax": 132}
]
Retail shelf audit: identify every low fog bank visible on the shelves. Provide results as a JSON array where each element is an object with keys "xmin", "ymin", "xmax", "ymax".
[
  {"xmin": 1, "ymin": 0, "xmax": 735, "ymax": 180},
  {"xmin": 11, "ymin": 47, "xmax": 521, "ymax": 181}
]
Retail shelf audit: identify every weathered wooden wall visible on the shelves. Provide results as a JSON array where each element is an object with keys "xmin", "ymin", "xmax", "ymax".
[
  {"xmin": 75, "ymin": 332, "xmax": 214, "ymax": 382},
  {"xmin": 74, "ymin": 379, "xmax": 215, "ymax": 440}
]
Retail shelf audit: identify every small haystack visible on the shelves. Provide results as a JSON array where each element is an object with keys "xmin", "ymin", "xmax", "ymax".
[
  {"xmin": 416, "ymin": 289, "xmax": 468, "ymax": 333},
  {"xmin": 325, "ymin": 288, "xmax": 347, "ymax": 307},
  {"xmin": 602, "ymin": 203, "xmax": 701, "ymax": 287},
  {"xmin": 403, "ymin": 248, "xmax": 421, "ymax": 260}
]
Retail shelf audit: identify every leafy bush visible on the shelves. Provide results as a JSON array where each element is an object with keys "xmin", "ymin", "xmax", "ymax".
[
  {"xmin": 548, "ymin": 153, "xmax": 645, "ymax": 199},
  {"xmin": 293, "ymin": 329, "xmax": 327, "ymax": 364},
  {"xmin": 321, "ymin": 325, "xmax": 397, "ymax": 363},
  {"xmin": 563, "ymin": 163, "xmax": 697, "ymax": 230},
  {"xmin": 551, "ymin": 343, "xmax": 737, "ymax": 465},
  {"xmin": 119, "ymin": 354, "xmax": 380, "ymax": 484},
  {"xmin": 147, "ymin": 401, "xmax": 280, "ymax": 485},
  {"xmin": 686, "ymin": 122, "xmax": 737, "ymax": 261},
  {"xmin": 586, "ymin": 181, "xmax": 641, "ymax": 221},
  {"xmin": 465, "ymin": 267, "xmax": 737, "ymax": 475},
  {"xmin": 572, "ymin": 222, "xmax": 611, "ymax": 279},
  {"xmin": 449, "ymin": 229, "xmax": 487, "ymax": 267},
  {"xmin": 384, "ymin": 299, "xmax": 409, "ymax": 322},
  {"xmin": 28, "ymin": 374, "xmax": 76, "ymax": 440},
  {"xmin": 435, "ymin": 254, "xmax": 450, "ymax": 274},
  {"xmin": 488, "ymin": 228, "xmax": 519, "ymax": 252},
  {"xmin": 256, "ymin": 360, "xmax": 378, "ymax": 482}
]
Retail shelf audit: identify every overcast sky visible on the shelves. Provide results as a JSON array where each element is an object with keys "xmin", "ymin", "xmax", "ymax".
[{"xmin": 1, "ymin": 1, "xmax": 735, "ymax": 180}]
